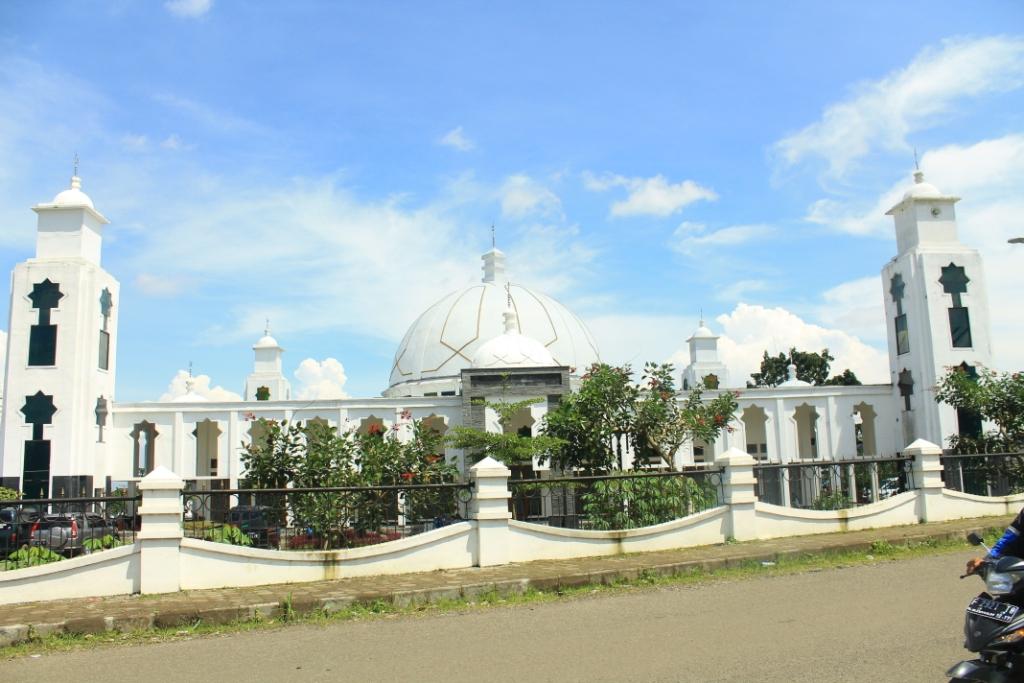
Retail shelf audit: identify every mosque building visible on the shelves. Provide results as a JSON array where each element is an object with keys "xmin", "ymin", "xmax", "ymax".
[{"xmin": 0, "ymin": 169, "xmax": 995, "ymax": 499}]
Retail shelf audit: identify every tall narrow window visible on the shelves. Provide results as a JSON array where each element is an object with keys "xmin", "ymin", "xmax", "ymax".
[
  {"xmin": 954, "ymin": 363, "xmax": 983, "ymax": 438},
  {"xmin": 21, "ymin": 392, "xmax": 57, "ymax": 498},
  {"xmin": 889, "ymin": 274, "xmax": 909, "ymax": 355},
  {"xmin": 28, "ymin": 279, "xmax": 63, "ymax": 366},
  {"xmin": 898, "ymin": 369, "xmax": 914, "ymax": 411},
  {"xmin": 940, "ymin": 264, "xmax": 972, "ymax": 348},
  {"xmin": 98, "ymin": 288, "xmax": 113, "ymax": 370}
]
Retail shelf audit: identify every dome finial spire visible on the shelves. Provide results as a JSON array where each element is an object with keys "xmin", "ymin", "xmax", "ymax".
[
  {"xmin": 265, "ymin": 318, "xmax": 270, "ymax": 336},
  {"xmin": 503, "ymin": 282, "xmax": 517, "ymax": 333},
  {"xmin": 186, "ymin": 361, "xmax": 195, "ymax": 393}
]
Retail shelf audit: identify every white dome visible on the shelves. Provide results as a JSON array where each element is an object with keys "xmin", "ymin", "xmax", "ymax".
[
  {"xmin": 902, "ymin": 170, "xmax": 942, "ymax": 200},
  {"xmin": 387, "ymin": 277, "xmax": 600, "ymax": 395},
  {"xmin": 253, "ymin": 334, "xmax": 280, "ymax": 350},
  {"xmin": 52, "ymin": 176, "xmax": 95, "ymax": 209},
  {"xmin": 472, "ymin": 308, "xmax": 557, "ymax": 369}
]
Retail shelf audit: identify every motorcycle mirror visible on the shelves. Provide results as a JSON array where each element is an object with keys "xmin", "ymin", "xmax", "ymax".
[{"xmin": 967, "ymin": 532, "xmax": 984, "ymax": 546}]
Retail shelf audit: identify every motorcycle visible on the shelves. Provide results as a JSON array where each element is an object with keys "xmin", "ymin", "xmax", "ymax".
[{"xmin": 948, "ymin": 532, "xmax": 1024, "ymax": 682}]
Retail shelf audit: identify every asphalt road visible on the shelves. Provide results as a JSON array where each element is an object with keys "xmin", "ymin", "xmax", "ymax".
[{"xmin": 1, "ymin": 549, "xmax": 983, "ymax": 682}]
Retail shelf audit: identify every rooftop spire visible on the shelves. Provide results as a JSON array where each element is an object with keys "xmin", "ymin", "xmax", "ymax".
[
  {"xmin": 481, "ymin": 244, "xmax": 507, "ymax": 283},
  {"xmin": 265, "ymin": 318, "xmax": 271, "ymax": 336},
  {"xmin": 73, "ymin": 152, "xmax": 79, "ymax": 177},
  {"xmin": 186, "ymin": 361, "xmax": 194, "ymax": 393},
  {"xmin": 503, "ymin": 283, "xmax": 518, "ymax": 334}
]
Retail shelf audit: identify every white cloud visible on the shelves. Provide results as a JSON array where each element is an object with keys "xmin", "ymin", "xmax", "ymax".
[
  {"xmin": 586, "ymin": 313, "xmax": 695, "ymax": 368},
  {"xmin": 439, "ymin": 126, "xmax": 474, "ymax": 151},
  {"xmin": 702, "ymin": 303, "xmax": 890, "ymax": 387},
  {"xmin": 670, "ymin": 222, "xmax": 774, "ymax": 255},
  {"xmin": 816, "ymin": 276, "xmax": 886, "ymax": 345},
  {"xmin": 583, "ymin": 172, "xmax": 717, "ymax": 217},
  {"xmin": 294, "ymin": 358, "xmax": 349, "ymax": 399},
  {"xmin": 134, "ymin": 273, "xmax": 185, "ymax": 297},
  {"xmin": 159, "ymin": 369, "xmax": 241, "ymax": 402},
  {"xmin": 164, "ymin": 0, "xmax": 212, "ymax": 18},
  {"xmin": 716, "ymin": 279, "xmax": 770, "ymax": 303},
  {"xmin": 774, "ymin": 36, "xmax": 1024, "ymax": 179},
  {"xmin": 153, "ymin": 93, "xmax": 262, "ymax": 135},
  {"xmin": 500, "ymin": 174, "xmax": 561, "ymax": 218},
  {"xmin": 121, "ymin": 134, "xmax": 149, "ymax": 150},
  {"xmin": 160, "ymin": 134, "xmax": 189, "ymax": 150}
]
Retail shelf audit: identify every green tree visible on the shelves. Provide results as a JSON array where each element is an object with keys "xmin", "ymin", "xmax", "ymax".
[
  {"xmin": 240, "ymin": 419, "xmax": 304, "ymax": 489},
  {"xmin": 749, "ymin": 348, "xmax": 860, "ymax": 387},
  {"xmin": 542, "ymin": 362, "xmax": 739, "ymax": 472},
  {"xmin": 539, "ymin": 364, "xmax": 636, "ymax": 472},
  {"xmin": 240, "ymin": 417, "xmax": 461, "ymax": 549},
  {"xmin": 446, "ymin": 397, "xmax": 565, "ymax": 467},
  {"xmin": 936, "ymin": 366, "xmax": 1024, "ymax": 453},
  {"xmin": 0, "ymin": 486, "xmax": 19, "ymax": 503}
]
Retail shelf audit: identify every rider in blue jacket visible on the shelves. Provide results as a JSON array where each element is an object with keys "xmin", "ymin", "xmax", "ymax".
[{"xmin": 966, "ymin": 510, "xmax": 1024, "ymax": 574}]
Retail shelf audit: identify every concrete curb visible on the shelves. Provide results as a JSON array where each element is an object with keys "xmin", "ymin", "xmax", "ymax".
[{"xmin": 0, "ymin": 519, "xmax": 1004, "ymax": 650}]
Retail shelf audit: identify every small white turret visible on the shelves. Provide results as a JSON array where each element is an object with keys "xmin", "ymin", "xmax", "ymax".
[
  {"xmin": 244, "ymin": 321, "xmax": 291, "ymax": 401},
  {"xmin": 681, "ymin": 317, "xmax": 728, "ymax": 390}
]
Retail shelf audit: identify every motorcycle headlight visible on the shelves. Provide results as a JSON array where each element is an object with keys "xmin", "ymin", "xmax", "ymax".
[{"xmin": 987, "ymin": 571, "xmax": 1016, "ymax": 596}]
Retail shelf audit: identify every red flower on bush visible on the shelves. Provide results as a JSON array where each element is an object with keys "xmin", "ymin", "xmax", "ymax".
[
  {"xmin": 400, "ymin": 472, "xmax": 415, "ymax": 481},
  {"xmin": 367, "ymin": 423, "xmax": 384, "ymax": 435}
]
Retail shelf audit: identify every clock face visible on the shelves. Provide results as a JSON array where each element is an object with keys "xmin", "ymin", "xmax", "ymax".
[{"xmin": 931, "ymin": 207, "xmax": 941, "ymax": 217}]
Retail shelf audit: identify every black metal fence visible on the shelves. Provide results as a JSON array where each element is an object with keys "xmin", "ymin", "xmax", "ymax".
[
  {"xmin": 508, "ymin": 468, "xmax": 724, "ymax": 530},
  {"xmin": 941, "ymin": 452, "xmax": 1024, "ymax": 496},
  {"xmin": 0, "ymin": 494, "xmax": 141, "ymax": 569},
  {"xmin": 754, "ymin": 456, "xmax": 914, "ymax": 510},
  {"xmin": 182, "ymin": 482, "xmax": 473, "ymax": 550}
]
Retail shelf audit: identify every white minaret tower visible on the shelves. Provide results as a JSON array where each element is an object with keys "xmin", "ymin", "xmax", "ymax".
[
  {"xmin": 681, "ymin": 318, "xmax": 729, "ymax": 390},
  {"xmin": 0, "ymin": 170, "xmax": 120, "ymax": 498},
  {"xmin": 881, "ymin": 169, "xmax": 994, "ymax": 447},
  {"xmin": 244, "ymin": 322, "xmax": 291, "ymax": 401}
]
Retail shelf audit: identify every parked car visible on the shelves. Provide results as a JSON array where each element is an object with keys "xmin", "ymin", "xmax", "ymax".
[
  {"xmin": 29, "ymin": 513, "xmax": 117, "ymax": 557},
  {"xmin": 226, "ymin": 505, "xmax": 280, "ymax": 549},
  {"xmin": 0, "ymin": 506, "xmax": 41, "ymax": 558},
  {"xmin": 879, "ymin": 477, "xmax": 902, "ymax": 499}
]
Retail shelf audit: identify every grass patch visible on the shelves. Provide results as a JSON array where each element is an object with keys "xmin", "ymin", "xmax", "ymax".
[{"xmin": 0, "ymin": 530, "xmax": 998, "ymax": 659}]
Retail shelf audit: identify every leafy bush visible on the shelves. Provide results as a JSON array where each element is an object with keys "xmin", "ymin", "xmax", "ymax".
[
  {"xmin": 82, "ymin": 535, "xmax": 123, "ymax": 552},
  {"xmin": 582, "ymin": 474, "xmax": 716, "ymax": 530},
  {"xmin": 0, "ymin": 486, "xmax": 19, "ymax": 503},
  {"xmin": 204, "ymin": 524, "xmax": 253, "ymax": 546},
  {"xmin": 2, "ymin": 546, "xmax": 64, "ymax": 570},
  {"xmin": 812, "ymin": 490, "xmax": 853, "ymax": 510}
]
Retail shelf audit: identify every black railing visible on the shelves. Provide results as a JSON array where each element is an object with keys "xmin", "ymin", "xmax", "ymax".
[
  {"xmin": 754, "ymin": 456, "xmax": 914, "ymax": 510},
  {"xmin": 941, "ymin": 452, "xmax": 1024, "ymax": 496},
  {"xmin": 509, "ymin": 468, "xmax": 724, "ymax": 530},
  {"xmin": 0, "ymin": 494, "xmax": 141, "ymax": 569},
  {"xmin": 182, "ymin": 483, "xmax": 473, "ymax": 551}
]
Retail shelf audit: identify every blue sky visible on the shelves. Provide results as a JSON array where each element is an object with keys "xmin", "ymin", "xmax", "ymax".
[{"xmin": 1, "ymin": 1, "xmax": 1022, "ymax": 401}]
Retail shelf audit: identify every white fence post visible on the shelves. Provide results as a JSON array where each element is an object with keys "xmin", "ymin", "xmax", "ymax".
[
  {"xmin": 716, "ymin": 447, "xmax": 758, "ymax": 541},
  {"xmin": 469, "ymin": 456, "xmax": 511, "ymax": 567},
  {"xmin": 907, "ymin": 438, "xmax": 945, "ymax": 523},
  {"xmin": 137, "ymin": 466, "xmax": 185, "ymax": 594}
]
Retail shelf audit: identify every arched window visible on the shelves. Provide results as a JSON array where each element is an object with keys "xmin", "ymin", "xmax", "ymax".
[
  {"xmin": 741, "ymin": 405, "xmax": 768, "ymax": 460},
  {"xmin": 193, "ymin": 419, "xmax": 221, "ymax": 477},
  {"xmin": 131, "ymin": 421, "xmax": 159, "ymax": 477}
]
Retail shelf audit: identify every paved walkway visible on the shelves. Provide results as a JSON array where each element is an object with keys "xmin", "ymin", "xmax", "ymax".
[{"xmin": 0, "ymin": 516, "xmax": 1010, "ymax": 648}]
